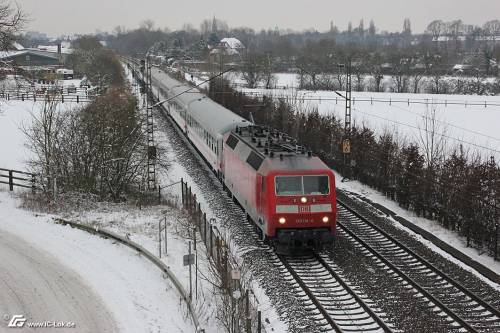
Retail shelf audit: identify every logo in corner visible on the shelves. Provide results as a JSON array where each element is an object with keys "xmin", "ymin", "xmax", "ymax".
[{"xmin": 7, "ymin": 315, "xmax": 26, "ymax": 328}]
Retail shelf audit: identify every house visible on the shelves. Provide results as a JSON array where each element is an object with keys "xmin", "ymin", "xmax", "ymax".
[
  {"xmin": 210, "ymin": 37, "xmax": 245, "ymax": 62},
  {"xmin": 452, "ymin": 64, "xmax": 473, "ymax": 74},
  {"xmin": 0, "ymin": 50, "xmax": 61, "ymax": 67}
]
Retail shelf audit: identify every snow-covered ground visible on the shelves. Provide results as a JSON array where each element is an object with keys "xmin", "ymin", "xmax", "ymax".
[
  {"xmin": 0, "ymin": 87, "xmax": 200, "ymax": 332},
  {"xmin": 0, "ymin": 191, "xmax": 197, "ymax": 333},
  {"xmin": 0, "ymin": 100, "xmax": 84, "ymax": 170},
  {"xmin": 185, "ymin": 70, "xmax": 500, "ymax": 159},
  {"xmin": 238, "ymin": 87, "xmax": 500, "ymax": 160}
]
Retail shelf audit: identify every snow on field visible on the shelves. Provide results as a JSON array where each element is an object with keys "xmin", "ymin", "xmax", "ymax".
[
  {"xmin": 239, "ymin": 86, "xmax": 500, "ymax": 159},
  {"xmin": 0, "ymin": 190, "xmax": 196, "ymax": 333},
  {"xmin": 185, "ymin": 70, "xmax": 500, "ymax": 159},
  {"xmin": 0, "ymin": 100, "xmax": 84, "ymax": 170}
]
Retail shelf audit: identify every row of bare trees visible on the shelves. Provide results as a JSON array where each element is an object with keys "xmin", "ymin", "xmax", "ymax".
[
  {"xmin": 212, "ymin": 80, "xmax": 500, "ymax": 257},
  {"xmin": 24, "ymin": 42, "xmax": 147, "ymax": 201},
  {"xmin": 24, "ymin": 85, "xmax": 146, "ymax": 201}
]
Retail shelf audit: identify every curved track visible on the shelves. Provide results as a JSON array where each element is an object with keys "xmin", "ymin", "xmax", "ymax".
[
  {"xmin": 276, "ymin": 252, "xmax": 394, "ymax": 332},
  {"xmin": 337, "ymin": 198, "xmax": 500, "ymax": 333}
]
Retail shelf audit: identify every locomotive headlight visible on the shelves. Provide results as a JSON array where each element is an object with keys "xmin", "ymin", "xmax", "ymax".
[
  {"xmin": 301, "ymin": 197, "xmax": 307, "ymax": 203},
  {"xmin": 322, "ymin": 216, "xmax": 329, "ymax": 223},
  {"xmin": 279, "ymin": 217, "xmax": 286, "ymax": 224}
]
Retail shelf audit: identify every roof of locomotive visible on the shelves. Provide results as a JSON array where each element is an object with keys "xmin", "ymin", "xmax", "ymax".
[
  {"xmin": 229, "ymin": 125, "xmax": 331, "ymax": 175},
  {"xmin": 151, "ymin": 68, "xmax": 250, "ymax": 136},
  {"xmin": 259, "ymin": 155, "xmax": 330, "ymax": 175}
]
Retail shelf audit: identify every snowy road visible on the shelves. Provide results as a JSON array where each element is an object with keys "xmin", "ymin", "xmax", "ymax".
[{"xmin": 0, "ymin": 230, "xmax": 117, "ymax": 333}]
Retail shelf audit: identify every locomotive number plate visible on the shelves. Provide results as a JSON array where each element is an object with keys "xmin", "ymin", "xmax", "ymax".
[{"xmin": 299, "ymin": 205, "xmax": 311, "ymax": 213}]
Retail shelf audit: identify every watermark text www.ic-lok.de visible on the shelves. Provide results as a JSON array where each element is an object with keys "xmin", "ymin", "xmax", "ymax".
[{"xmin": 4, "ymin": 314, "xmax": 76, "ymax": 329}]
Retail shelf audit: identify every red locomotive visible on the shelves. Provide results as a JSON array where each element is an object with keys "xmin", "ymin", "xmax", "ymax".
[
  {"xmin": 150, "ymin": 67, "xmax": 337, "ymax": 251},
  {"xmin": 223, "ymin": 126, "xmax": 336, "ymax": 250}
]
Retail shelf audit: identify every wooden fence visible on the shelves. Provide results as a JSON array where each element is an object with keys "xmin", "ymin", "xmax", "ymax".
[
  {"xmin": 0, "ymin": 88, "xmax": 97, "ymax": 103},
  {"xmin": 0, "ymin": 168, "xmax": 36, "ymax": 191},
  {"xmin": 181, "ymin": 179, "xmax": 266, "ymax": 333}
]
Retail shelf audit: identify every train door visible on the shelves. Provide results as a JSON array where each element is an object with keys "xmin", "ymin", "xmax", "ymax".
[{"xmin": 257, "ymin": 174, "xmax": 266, "ymax": 230}]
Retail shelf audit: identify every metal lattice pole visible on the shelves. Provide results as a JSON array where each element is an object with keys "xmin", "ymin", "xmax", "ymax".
[
  {"xmin": 342, "ymin": 59, "xmax": 352, "ymax": 181},
  {"xmin": 145, "ymin": 55, "xmax": 156, "ymax": 190}
]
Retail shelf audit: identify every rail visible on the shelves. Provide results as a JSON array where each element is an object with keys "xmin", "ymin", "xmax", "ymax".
[
  {"xmin": 277, "ymin": 252, "xmax": 393, "ymax": 333},
  {"xmin": 337, "ymin": 198, "xmax": 500, "ymax": 333}
]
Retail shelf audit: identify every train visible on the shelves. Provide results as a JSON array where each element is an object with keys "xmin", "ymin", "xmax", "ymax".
[{"xmin": 148, "ymin": 66, "xmax": 337, "ymax": 252}]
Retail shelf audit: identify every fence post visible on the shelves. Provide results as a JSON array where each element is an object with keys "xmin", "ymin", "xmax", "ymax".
[
  {"xmin": 495, "ymin": 223, "xmax": 499, "ymax": 261},
  {"xmin": 245, "ymin": 290, "xmax": 251, "ymax": 333},
  {"xmin": 8, "ymin": 170, "xmax": 13, "ymax": 191},
  {"xmin": 257, "ymin": 311, "xmax": 262, "ymax": 333},
  {"xmin": 194, "ymin": 227, "xmax": 198, "ymax": 299},
  {"xmin": 164, "ymin": 217, "xmax": 167, "ymax": 255},
  {"xmin": 31, "ymin": 174, "xmax": 36, "ymax": 193},
  {"xmin": 467, "ymin": 222, "xmax": 471, "ymax": 247},
  {"xmin": 158, "ymin": 219, "xmax": 162, "ymax": 258},
  {"xmin": 181, "ymin": 178, "xmax": 185, "ymax": 206},
  {"xmin": 203, "ymin": 213, "xmax": 207, "ymax": 243},
  {"xmin": 188, "ymin": 241, "xmax": 193, "ymax": 301},
  {"xmin": 197, "ymin": 203, "xmax": 201, "ymax": 228},
  {"xmin": 193, "ymin": 193, "xmax": 197, "ymax": 214}
]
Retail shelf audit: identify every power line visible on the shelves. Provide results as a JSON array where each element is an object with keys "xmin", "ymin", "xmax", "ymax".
[
  {"xmin": 350, "ymin": 107, "xmax": 500, "ymax": 155},
  {"xmin": 388, "ymin": 103, "xmax": 500, "ymax": 143}
]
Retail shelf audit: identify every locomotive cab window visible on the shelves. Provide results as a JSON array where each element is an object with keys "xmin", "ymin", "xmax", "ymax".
[
  {"xmin": 303, "ymin": 175, "xmax": 329, "ymax": 195},
  {"xmin": 275, "ymin": 176, "xmax": 303, "ymax": 196},
  {"xmin": 275, "ymin": 175, "xmax": 330, "ymax": 196}
]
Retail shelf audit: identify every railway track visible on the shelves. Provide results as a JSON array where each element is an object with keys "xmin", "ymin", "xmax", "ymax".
[
  {"xmin": 337, "ymin": 198, "xmax": 500, "ymax": 333},
  {"xmin": 276, "ymin": 252, "xmax": 394, "ymax": 332}
]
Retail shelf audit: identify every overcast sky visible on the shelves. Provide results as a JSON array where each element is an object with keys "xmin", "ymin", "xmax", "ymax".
[{"xmin": 20, "ymin": 0, "xmax": 500, "ymax": 37}]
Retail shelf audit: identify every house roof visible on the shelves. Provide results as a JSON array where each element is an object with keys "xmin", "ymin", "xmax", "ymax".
[
  {"xmin": 0, "ymin": 50, "xmax": 60, "ymax": 61},
  {"xmin": 220, "ymin": 38, "xmax": 245, "ymax": 49},
  {"xmin": 35, "ymin": 45, "xmax": 73, "ymax": 54}
]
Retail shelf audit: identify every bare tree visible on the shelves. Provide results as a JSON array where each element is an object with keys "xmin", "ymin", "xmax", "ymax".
[
  {"xmin": 140, "ymin": 19, "xmax": 155, "ymax": 31},
  {"xmin": 0, "ymin": 1, "xmax": 25, "ymax": 50},
  {"xmin": 22, "ymin": 97, "xmax": 63, "ymax": 192},
  {"xmin": 262, "ymin": 54, "xmax": 276, "ymax": 89},
  {"xmin": 417, "ymin": 103, "xmax": 447, "ymax": 170},
  {"xmin": 412, "ymin": 71, "xmax": 424, "ymax": 93},
  {"xmin": 241, "ymin": 53, "xmax": 264, "ymax": 88},
  {"xmin": 483, "ymin": 20, "xmax": 500, "ymax": 40}
]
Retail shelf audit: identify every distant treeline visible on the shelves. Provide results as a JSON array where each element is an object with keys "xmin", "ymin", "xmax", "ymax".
[{"xmin": 209, "ymin": 80, "xmax": 500, "ymax": 257}]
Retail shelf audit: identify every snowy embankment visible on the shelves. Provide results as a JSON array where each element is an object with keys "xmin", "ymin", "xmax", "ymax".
[
  {"xmin": 0, "ymin": 96, "xmax": 198, "ymax": 332},
  {"xmin": 0, "ymin": 191, "xmax": 196, "ymax": 333}
]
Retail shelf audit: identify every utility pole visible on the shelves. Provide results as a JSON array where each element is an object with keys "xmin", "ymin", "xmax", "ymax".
[
  {"xmin": 219, "ymin": 47, "xmax": 225, "ymax": 105},
  {"xmin": 342, "ymin": 59, "xmax": 352, "ymax": 182}
]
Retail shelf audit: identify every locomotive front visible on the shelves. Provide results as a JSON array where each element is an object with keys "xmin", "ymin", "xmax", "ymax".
[{"xmin": 267, "ymin": 168, "xmax": 337, "ymax": 249}]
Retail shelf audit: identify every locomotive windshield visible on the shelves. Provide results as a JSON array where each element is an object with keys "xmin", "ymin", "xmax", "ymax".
[{"xmin": 275, "ymin": 175, "xmax": 329, "ymax": 196}]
